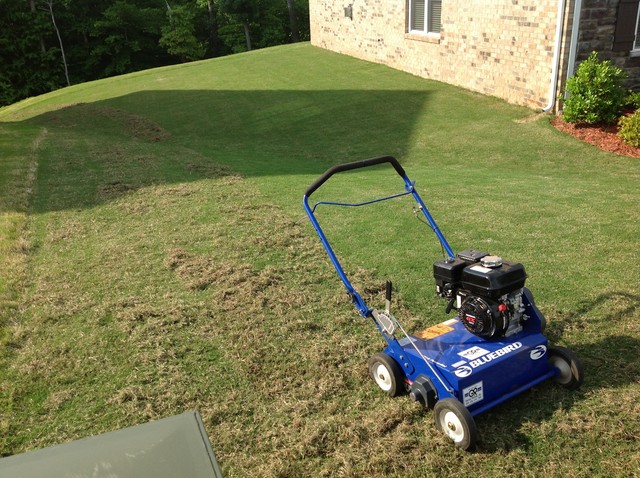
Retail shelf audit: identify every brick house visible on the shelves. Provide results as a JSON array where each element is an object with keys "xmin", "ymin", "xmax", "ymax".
[{"xmin": 310, "ymin": 0, "xmax": 640, "ymax": 111}]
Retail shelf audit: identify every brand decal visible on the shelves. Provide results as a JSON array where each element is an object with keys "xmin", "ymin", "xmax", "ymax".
[
  {"xmin": 454, "ymin": 365, "xmax": 473, "ymax": 378},
  {"xmin": 467, "ymin": 342, "xmax": 523, "ymax": 369},
  {"xmin": 463, "ymin": 381, "xmax": 484, "ymax": 407},
  {"xmin": 530, "ymin": 344, "xmax": 547, "ymax": 360},
  {"xmin": 453, "ymin": 343, "xmax": 523, "ymax": 377},
  {"xmin": 458, "ymin": 346, "xmax": 490, "ymax": 361}
]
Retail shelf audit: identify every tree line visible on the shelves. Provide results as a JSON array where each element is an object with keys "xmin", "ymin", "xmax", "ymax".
[{"xmin": 0, "ymin": 0, "xmax": 309, "ymax": 107}]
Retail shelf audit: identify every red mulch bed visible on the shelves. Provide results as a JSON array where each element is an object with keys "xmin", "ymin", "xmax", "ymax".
[{"xmin": 551, "ymin": 116, "xmax": 640, "ymax": 158}]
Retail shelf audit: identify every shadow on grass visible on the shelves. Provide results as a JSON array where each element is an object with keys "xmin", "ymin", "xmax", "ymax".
[
  {"xmin": 6, "ymin": 88, "xmax": 431, "ymax": 214},
  {"xmin": 546, "ymin": 291, "xmax": 640, "ymax": 340},
  {"xmin": 476, "ymin": 291, "xmax": 640, "ymax": 452}
]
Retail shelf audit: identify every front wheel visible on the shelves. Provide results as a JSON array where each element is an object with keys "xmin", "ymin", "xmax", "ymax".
[
  {"xmin": 368, "ymin": 353, "xmax": 404, "ymax": 397},
  {"xmin": 548, "ymin": 346, "xmax": 584, "ymax": 390},
  {"xmin": 433, "ymin": 398, "xmax": 477, "ymax": 451}
]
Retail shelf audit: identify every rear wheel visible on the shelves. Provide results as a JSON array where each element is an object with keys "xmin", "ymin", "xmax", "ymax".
[
  {"xmin": 433, "ymin": 398, "xmax": 477, "ymax": 451},
  {"xmin": 368, "ymin": 353, "xmax": 404, "ymax": 397},
  {"xmin": 548, "ymin": 346, "xmax": 584, "ymax": 390}
]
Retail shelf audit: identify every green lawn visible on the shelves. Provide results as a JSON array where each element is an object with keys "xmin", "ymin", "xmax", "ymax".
[{"xmin": 1, "ymin": 43, "xmax": 639, "ymax": 477}]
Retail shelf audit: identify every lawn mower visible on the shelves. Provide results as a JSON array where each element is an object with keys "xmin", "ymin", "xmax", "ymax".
[{"xmin": 302, "ymin": 156, "xmax": 584, "ymax": 450}]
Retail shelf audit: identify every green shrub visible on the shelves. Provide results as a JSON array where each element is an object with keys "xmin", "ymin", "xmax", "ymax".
[
  {"xmin": 563, "ymin": 51, "xmax": 627, "ymax": 124},
  {"xmin": 617, "ymin": 109, "xmax": 640, "ymax": 147},
  {"xmin": 625, "ymin": 89, "xmax": 640, "ymax": 109}
]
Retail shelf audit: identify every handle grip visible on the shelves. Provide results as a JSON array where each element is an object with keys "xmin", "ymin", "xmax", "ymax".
[{"xmin": 304, "ymin": 155, "xmax": 406, "ymax": 198}]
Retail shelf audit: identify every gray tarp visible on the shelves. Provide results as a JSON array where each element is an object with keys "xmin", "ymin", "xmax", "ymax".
[{"xmin": 0, "ymin": 410, "xmax": 223, "ymax": 478}]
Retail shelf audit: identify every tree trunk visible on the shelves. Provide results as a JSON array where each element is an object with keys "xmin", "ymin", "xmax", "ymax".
[
  {"xmin": 243, "ymin": 21, "xmax": 251, "ymax": 51},
  {"xmin": 30, "ymin": 0, "xmax": 46, "ymax": 53},
  {"xmin": 286, "ymin": 0, "xmax": 300, "ymax": 43},
  {"xmin": 206, "ymin": 0, "xmax": 220, "ymax": 57},
  {"xmin": 46, "ymin": 0, "xmax": 70, "ymax": 86}
]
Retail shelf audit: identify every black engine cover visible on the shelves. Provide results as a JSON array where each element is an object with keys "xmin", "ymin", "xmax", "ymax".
[{"xmin": 460, "ymin": 260, "xmax": 526, "ymax": 299}]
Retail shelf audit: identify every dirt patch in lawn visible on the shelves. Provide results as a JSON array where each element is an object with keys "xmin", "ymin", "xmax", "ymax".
[{"xmin": 551, "ymin": 116, "xmax": 640, "ymax": 158}]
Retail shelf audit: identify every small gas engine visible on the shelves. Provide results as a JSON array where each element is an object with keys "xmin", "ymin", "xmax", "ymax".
[{"xmin": 433, "ymin": 250, "xmax": 528, "ymax": 338}]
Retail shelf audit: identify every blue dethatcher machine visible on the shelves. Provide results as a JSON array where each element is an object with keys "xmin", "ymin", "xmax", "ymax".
[{"xmin": 303, "ymin": 156, "xmax": 584, "ymax": 450}]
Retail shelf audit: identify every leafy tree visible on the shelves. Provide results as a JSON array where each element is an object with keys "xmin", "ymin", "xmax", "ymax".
[
  {"xmin": 160, "ymin": 3, "xmax": 207, "ymax": 62},
  {"xmin": 217, "ymin": 0, "xmax": 303, "ymax": 53},
  {"xmin": 0, "ymin": 0, "xmax": 62, "ymax": 105},
  {"xmin": 219, "ymin": 0, "xmax": 258, "ymax": 51},
  {"xmin": 60, "ymin": 0, "xmax": 106, "ymax": 82},
  {"xmin": 197, "ymin": 0, "xmax": 221, "ymax": 57},
  {"xmin": 293, "ymin": 0, "xmax": 309, "ymax": 41},
  {"xmin": 90, "ymin": 1, "xmax": 167, "ymax": 77},
  {"xmin": 286, "ymin": 0, "xmax": 300, "ymax": 42},
  {"xmin": 0, "ymin": 0, "xmax": 311, "ymax": 107},
  {"xmin": 43, "ymin": 0, "xmax": 70, "ymax": 86}
]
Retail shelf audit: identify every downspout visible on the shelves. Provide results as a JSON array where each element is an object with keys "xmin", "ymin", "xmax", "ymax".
[
  {"xmin": 543, "ymin": 0, "xmax": 568, "ymax": 112},
  {"xmin": 565, "ymin": 0, "xmax": 583, "ymax": 89}
]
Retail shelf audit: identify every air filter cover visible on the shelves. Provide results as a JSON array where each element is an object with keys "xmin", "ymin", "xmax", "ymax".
[{"xmin": 461, "ymin": 260, "xmax": 527, "ymax": 298}]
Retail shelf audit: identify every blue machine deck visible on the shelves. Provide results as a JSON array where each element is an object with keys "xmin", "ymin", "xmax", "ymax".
[{"xmin": 386, "ymin": 318, "xmax": 556, "ymax": 416}]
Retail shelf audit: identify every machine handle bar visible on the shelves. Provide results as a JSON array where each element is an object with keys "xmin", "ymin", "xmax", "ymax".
[
  {"xmin": 304, "ymin": 156, "xmax": 406, "ymax": 198},
  {"xmin": 302, "ymin": 155, "xmax": 455, "ymax": 318}
]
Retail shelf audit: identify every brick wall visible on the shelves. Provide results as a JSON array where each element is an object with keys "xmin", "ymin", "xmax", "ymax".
[{"xmin": 310, "ymin": 0, "xmax": 571, "ymax": 110}]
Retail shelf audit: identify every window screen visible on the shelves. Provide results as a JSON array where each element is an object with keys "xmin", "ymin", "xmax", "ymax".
[
  {"xmin": 410, "ymin": 0, "xmax": 441, "ymax": 34},
  {"xmin": 429, "ymin": 0, "xmax": 442, "ymax": 34},
  {"xmin": 411, "ymin": 0, "xmax": 425, "ymax": 31}
]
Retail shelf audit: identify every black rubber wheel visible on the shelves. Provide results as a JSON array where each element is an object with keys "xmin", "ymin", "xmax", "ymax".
[
  {"xmin": 433, "ymin": 398, "xmax": 477, "ymax": 451},
  {"xmin": 548, "ymin": 346, "xmax": 584, "ymax": 390},
  {"xmin": 368, "ymin": 352, "xmax": 404, "ymax": 397}
]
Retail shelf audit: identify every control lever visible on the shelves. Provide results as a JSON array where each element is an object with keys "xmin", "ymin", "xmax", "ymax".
[
  {"xmin": 385, "ymin": 280, "xmax": 392, "ymax": 314},
  {"xmin": 373, "ymin": 280, "xmax": 397, "ymax": 336},
  {"xmin": 446, "ymin": 297, "xmax": 455, "ymax": 314}
]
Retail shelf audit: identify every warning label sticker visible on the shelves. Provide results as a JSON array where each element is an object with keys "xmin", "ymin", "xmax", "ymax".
[
  {"xmin": 463, "ymin": 381, "xmax": 484, "ymax": 407},
  {"xmin": 415, "ymin": 322, "xmax": 454, "ymax": 340}
]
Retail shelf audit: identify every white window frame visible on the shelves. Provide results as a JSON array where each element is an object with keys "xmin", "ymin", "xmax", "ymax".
[
  {"xmin": 408, "ymin": 0, "xmax": 442, "ymax": 37},
  {"xmin": 633, "ymin": 6, "xmax": 640, "ymax": 55}
]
